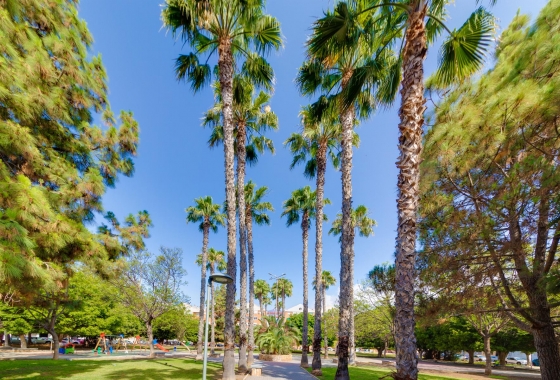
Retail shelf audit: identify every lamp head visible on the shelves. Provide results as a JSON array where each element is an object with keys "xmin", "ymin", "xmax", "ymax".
[{"xmin": 209, "ymin": 273, "xmax": 234, "ymax": 285}]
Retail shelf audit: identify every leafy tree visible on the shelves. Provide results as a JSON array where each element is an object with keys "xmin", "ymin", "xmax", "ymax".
[
  {"xmin": 281, "ymin": 185, "xmax": 330, "ymax": 366},
  {"xmin": 308, "ymin": 1, "xmax": 495, "ymax": 377},
  {"xmin": 111, "ymin": 247, "xmax": 187, "ymax": 358},
  {"xmin": 187, "ymin": 196, "xmax": 225, "ymax": 359},
  {"xmin": 420, "ymin": 3, "xmax": 560, "ymax": 378},
  {"xmin": 162, "ymin": 1, "xmax": 281, "ymax": 375},
  {"xmin": 153, "ymin": 305, "xmax": 198, "ymax": 343}
]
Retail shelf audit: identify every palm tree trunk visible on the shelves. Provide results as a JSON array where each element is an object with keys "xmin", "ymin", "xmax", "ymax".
[
  {"xmin": 301, "ymin": 212, "xmax": 310, "ymax": 367},
  {"xmin": 247, "ymin": 215, "xmax": 256, "ymax": 368},
  {"xmin": 394, "ymin": 2, "xmax": 428, "ymax": 379},
  {"xmin": 196, "ymin": 224, "xmax": 210, "ymax": 360},
  {"xmin": 323, "ymin": 284, "xmax": 328, "ymax": 359},
  {"xmin": 312, "ymin": 141, "xmax": 328, "ymax": 376},
  {"xmin": 218, "ymin": 40, "xmax": 237, "ymax": 380},
  {"xmin": 237, "ymin": 121, "xmax": 249, "ymax": 374},
  {"xmin": 210, "ymin": 266, "xmax": 216, "ymax": 355},
  {"xmin": 335, "ymin": 76, "xmax": 356, "ymax": 380}
]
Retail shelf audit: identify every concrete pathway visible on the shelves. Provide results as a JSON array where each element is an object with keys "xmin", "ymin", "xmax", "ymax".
[{"xmin": 249, "ymin": 361, "xmax": 316, "ymax": 380}]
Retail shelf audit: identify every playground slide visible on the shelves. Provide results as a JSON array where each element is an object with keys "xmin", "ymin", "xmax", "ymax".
[{"xmin": 155, "ymin": 343, "xmax": 169, "ymax": 352}]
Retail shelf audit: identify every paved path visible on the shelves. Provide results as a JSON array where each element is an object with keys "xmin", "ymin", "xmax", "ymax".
[{"xmin": 249, "ymin": 361, "xmax": 316, "ymax": 380}]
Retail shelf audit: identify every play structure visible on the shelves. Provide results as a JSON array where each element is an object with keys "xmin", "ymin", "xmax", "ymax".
[{"xmin": 91, "ymin": 333, "xmax": 186, "ymax": 355}]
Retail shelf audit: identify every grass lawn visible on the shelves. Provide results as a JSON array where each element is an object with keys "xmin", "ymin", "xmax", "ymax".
[
  {"xmin": 307, "ymin": 366, "xmax": 466, "ymax": 380},
  {"xmin": 0, "ymin": 358, "xmax": 222, "ymax": 380}
]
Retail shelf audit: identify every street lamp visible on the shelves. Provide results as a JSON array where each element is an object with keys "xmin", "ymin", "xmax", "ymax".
[
  {"xmin": 203, "ymin": 273, "xmax": 233, "ymax": 380},
  {"xmin": 268, "ymin": 272, "xmax": 285, "ymax": 320}
]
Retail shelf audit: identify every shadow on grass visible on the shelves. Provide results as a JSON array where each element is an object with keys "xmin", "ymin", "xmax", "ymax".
[{"xmin": 0, "ymin": 358, "xmax": 221, "ymax": 380}]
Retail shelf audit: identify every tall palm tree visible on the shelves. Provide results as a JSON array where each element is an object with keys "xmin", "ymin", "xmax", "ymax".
[
  {"xmin": 313, "ymin": 270, "xmax": 337, "ymax": 359},
  {"xmin": 307, "ymin": 2, "xmax": 494, "ymax": 378},
  {"xmin": 281, "ymin": 186, "xmax": 330, "ymax": 367},
  {"xmin": 298, "ymin": 11, "xmax": 395, "ymax": 375},
  {"xmin": 271, "ymin": 278, "xmax": 293, "ymax": 316},
  {"xmin": 197, "ymin": 248, "xmax": 226, "ymax": 355},
  {"xmin": 329, "ymin": 204, "xmax": 376, "ymax": 364},
  {"xmin": 284, "ymin": 106, "xmax": 341, "ymax": 369},
  {"xmin": 254, "ymin": 279, "xmax": 271, "ymax": 320},
  {"xmin": 244, "ymin": 181, "xmax": 274, "ymax": 367},
  {"xmin": 162, "ymin": 2, "xmax": 281, "ymax": 377},
  {"xmin": 203, "ymin": 77, "xmax": 278, "ymax": 371},
  {"xmin": 186, "ymin": 196, "xmax": 225, "ymax": 360}
]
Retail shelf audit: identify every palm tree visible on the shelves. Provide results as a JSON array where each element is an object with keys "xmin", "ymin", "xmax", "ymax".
[
  {"xmin": 285, "ymin": 107, "xmax": 341, "ymax": 369},
  {"xmin": 297, "ymin": 6, "xmax": 396, "ymax": 375},
  {"xmin": 203, "ymin": 77, "xmax": 278, "ymax": 371},
  {"xmin": 197, "ymin": 248, "xmax": 226, "ymax": 355},
  {"xmin": 244, "ymin": 181, "xmax": 274, "ymax": 367},
  {"xmin": 271, "ymin": 278, "xmax": 293, "ymax": 317},
  {"xmin": 307, "ymin": 2, "xmax": 494, "ymax": 378},
  {"xmin": 254, "ymin": 279, "xmax": 271, "ymax": 320},
  {"xmin": 162, "ymin": 2, "xmax": 281, "ymax": 377},
  {"xmin": 313, "ymin": 270, "xmax": 337, "ymax": 359},
  {"xmin": 281, "ymin": 186, "xmax": 330, "ymax": 367},
  {"xmin": 329, "ymin": 204, "xmax": 376, "ymax": 364},
  {"xmin": 186, "ymin": 196, "xmax": 225, "ymax": 360}
]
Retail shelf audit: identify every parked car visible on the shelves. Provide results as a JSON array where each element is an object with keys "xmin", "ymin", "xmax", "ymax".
[
  {"xmin": 455, "ymin": 354, "xmax": 467, "ymax": 361},
  {"xmin": 32, "ymin": 337, "xmax": 52, "ymax": 344},
  {"xmin": 491, "ymin": 355, "xmax": 498, "ymax": 362},
  {"xmin": 505, "ymin": 357, "xmax": 527, "ymax": 365},
  {"xmin": 474, "ymin": 355, "xmax": 485, "ymax": 362},
  {"xmin": 532, "ymin": 358, "xmax": 540, "ymax": 366}
]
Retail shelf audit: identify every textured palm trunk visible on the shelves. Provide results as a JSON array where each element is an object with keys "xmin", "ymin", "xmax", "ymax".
[
  {"xmin": 210, "ymin": 265, "xmax": 216, "ymax": 355},
  {"xmin": 237, "ymin": 122, "xmax": 249, "ymax": 374},
  {"xmin": 323, "ymin": 284, "xmax": 328, "ymax": 359},
  {"xmin": 483, "ymin": 334, "xmax": 492, "ymax": 376},
  {"xmin": 311, "ymin": 141, "xmax": 328, "ymax": 375},
  {"xmin": 247, "ymin": 213, "xmax": 255, "ymax": 368},
  {"xmin": 218, "ymin": 40, "xmax": 237, "ymax": 380},
  {"xmin": 335, "ymin": 81, "xmax": 356, "ymax": 380},
  {"xmin": 196, "ymin": 223, "xmax": 210, "ymax": 360},
  {"xmin": 301, "ymin": 211, "xmax": 310, "ymax": 368},
  {"xmin": 394, "ymin": 3, "xmax": 427, "ymax": 379}
]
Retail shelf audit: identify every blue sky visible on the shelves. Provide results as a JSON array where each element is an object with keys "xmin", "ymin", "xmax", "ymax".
[{"xmin": 80, "ymin": 0, "xmax": 548, "ymax": 308}]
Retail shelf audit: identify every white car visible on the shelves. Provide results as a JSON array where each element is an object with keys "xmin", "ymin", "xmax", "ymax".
[{"xmin": 505, "ymin": 357, "xmax": 527, "ymax": 365}]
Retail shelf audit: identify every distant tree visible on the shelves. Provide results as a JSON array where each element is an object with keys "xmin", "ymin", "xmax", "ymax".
[
  {"xmin": 112, "ymin": 247, "xmax": 187, "ymax": 357},
  {"xmin": 187, "ymin": 196, "xmax": 225, "ymax": 360},
  {"xmin": 282, "ymin": 185, "xmax": 328, "ymax": 366},
  {"xmin": 244, "ymin": 181, "xmax": 274, "ymax": 366},
  {"xmin": 197, "ymin": 248, "xmax": 226, "ymax": 354},
  {"xmin": 254, "ymin": 280, "xmax": 271, "ymax": 320}
]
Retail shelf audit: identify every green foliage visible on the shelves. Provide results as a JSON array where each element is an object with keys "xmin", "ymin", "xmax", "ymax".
[
  {"xmin": 416, "ymin": 318, "xmax": 482, "ymax": 358},
  {"xmin": 256, "ymin": 317, "xmax": 301, "ymax": 355},
  {"xmin": 186, "ymin": 196, "xmax": 225, "ymax": 233},
  {"xmin": 281, "ymin": 186, "xmax": 330, "ymax": 227},
  {"xmin": 153, "ymin": 305, "xmax": 198, "ymax": 342},
  {"xmin": 0, "ymin": 0, "xmax": 142, "ymax": 295},
  {"xmin": 329, "ymin": 205, "xmax": 376, "ymax": 242}
]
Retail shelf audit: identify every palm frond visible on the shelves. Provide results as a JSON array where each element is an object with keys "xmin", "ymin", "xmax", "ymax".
[
  {"xmin": 175, "ymin": 53, "xmax": 212, "ymax": 92},
  {"xmin": 434, "ymin": 7, "xmax": 495, "ymax": 87},
  {"xmin": 252, "ymin": 15, "xmax": 283, "ymax": 55}
]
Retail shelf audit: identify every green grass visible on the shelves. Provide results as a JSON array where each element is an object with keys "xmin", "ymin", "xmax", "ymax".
[
  {"xmin": 307, "ymin": 366, "xmax": 466, "ymax": 380},
  {"xmin": 0, "ymin": 358, "xmax": 222, "ymax": 380}
]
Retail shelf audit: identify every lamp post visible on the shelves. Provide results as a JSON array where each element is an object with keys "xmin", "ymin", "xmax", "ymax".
[
  {"xmin": 203, "ymin": 273, "xmax": 233, "ymax": 380},
  {"xmin": 268, "ymin": 273, "xmax": 285, "ymax": 320}
]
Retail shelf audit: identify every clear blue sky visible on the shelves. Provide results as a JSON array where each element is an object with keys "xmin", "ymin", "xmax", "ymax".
[{"xmin": 80, "ymin": 0, "xmax": 548, "ymax": 308}]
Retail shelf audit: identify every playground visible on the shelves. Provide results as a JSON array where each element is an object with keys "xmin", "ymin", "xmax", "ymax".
[{"xmin": 47, "ymin": 333, "xmax": 194, "ymax": 358}]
